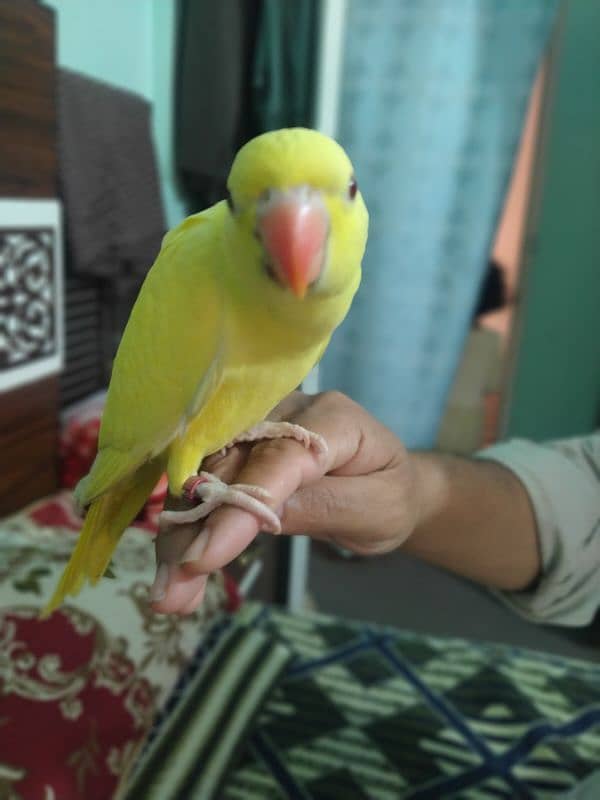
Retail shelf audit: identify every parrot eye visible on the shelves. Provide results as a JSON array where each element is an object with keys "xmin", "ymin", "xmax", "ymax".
[
  {"xmin": 348, "ymin": 177, "xmax": 358, "ymax": 200},
  {"xmin": 226, "ymin": 190, "xmax": 235, "ymax": 213}
]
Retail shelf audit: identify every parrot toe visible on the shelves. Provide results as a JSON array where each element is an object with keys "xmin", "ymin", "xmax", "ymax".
[
  {"xmin": 158, "ymin": 471, "xmax": 281, "ymax": 533},
  {"xmin": 222, "ymin": 421, "xmax": 329, "ymax": 461}
]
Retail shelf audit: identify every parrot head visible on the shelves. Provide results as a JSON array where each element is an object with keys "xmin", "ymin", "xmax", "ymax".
[{"xmin": 224, "ymin": 128, "xmax": 368, "ymax": 319}]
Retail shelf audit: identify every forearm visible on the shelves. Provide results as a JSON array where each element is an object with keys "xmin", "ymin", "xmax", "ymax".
[{"xmin": 404, "ymin": 452, "xmax": 541, "ymax": 592}]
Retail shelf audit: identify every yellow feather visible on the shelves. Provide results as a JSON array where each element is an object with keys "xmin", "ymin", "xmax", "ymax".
[
  {"xmin": 44, "ymin": 128, "xmax": 369, "ymax": 613},
  {"xmin": 41, "ymin": 456, "xmax": 165, "ymax": 617}
]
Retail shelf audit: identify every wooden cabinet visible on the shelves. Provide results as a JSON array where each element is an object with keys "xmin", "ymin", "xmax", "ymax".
[{"xmin": 0, "ymin": 378, "xmax": 59, "ymax": 515}]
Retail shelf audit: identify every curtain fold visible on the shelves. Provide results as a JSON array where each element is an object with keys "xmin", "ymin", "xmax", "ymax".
[
  {"xmin": 320, "ymin": 0, "xmax": 559, "ymax": 448},
  {"xmin": 251, "ymin": 0, "xmax": 319, "ymax": 131},
  {"xmin": 175, "ymin": 0, "xmax": 317, "ymax": 212}
]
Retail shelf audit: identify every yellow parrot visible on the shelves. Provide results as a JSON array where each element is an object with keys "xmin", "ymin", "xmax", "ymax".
[{"xmin": 43, "ymin": 127, "xmax": 368, "ymax": 616}]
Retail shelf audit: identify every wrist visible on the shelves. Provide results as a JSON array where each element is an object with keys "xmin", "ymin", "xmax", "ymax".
[{"xmin": 410, "ymin": 451, "xmax": 451, "ymax": 532}]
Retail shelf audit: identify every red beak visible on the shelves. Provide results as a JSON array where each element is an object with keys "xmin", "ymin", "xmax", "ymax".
[{"xmin": 257, "ymin": 193, "xmax": 329, "ymax": 298}]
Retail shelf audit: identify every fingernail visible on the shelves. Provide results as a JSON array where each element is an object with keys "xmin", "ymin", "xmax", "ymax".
[
  {"xmin": 179, "ymin": 530, "xmax": 210, "ymax": 565},
  {"xmin": 149, "ymin": 563, "xmax": 169, "ymax": 603}
]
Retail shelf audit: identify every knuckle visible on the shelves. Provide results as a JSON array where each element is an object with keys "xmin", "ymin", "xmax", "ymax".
[
  {"xmin": 251, "ymin": 436, "xmax": 296, "ymax": 462},
  {"xmin": 315, "ymin": 389, "xmax": 349, "ymax": 411}
]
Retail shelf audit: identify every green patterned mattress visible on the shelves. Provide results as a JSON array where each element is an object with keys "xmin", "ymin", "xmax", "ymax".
[{"xmin": 125, "ymin": 603, "xmax": 600, "ymax": 799}]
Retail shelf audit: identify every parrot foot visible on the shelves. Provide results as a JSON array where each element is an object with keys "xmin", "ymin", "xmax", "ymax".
[
  {"xmin": 158, "ymin": 471, "xmax": 281, "ymax": 533},
  {"xmin": 219, "ymin": 421, "xmax": 328, "ymax": 460}
]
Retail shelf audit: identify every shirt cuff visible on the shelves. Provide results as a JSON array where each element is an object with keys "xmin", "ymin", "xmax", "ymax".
[{"xmin": 476, "ymin": 438, "xmax": 600, "ymax": 627}]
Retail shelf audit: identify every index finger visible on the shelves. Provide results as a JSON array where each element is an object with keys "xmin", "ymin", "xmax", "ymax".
[
  {"xmin": 154, "ymin": 393, "xmax": 324, "ymax": 572},
  {"xmin": 180, "ymin": 392, "xmax": 367, "ymax": 575}
]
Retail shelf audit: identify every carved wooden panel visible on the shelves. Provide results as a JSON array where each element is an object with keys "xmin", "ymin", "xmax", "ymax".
[
  {"xmin": 0, "ymin": 200, "xmax": 63, "ymax": 392},
  {"xmin": 1, "ymin": 228, "xmax": 56, "ymax": 362},
  {"xmin": 0, "ymin": 207, "xmax": 62, "ymax": 512},
  {"xmin": 0, "ymin": 0, "xmax": 59, "ymax": 514}
]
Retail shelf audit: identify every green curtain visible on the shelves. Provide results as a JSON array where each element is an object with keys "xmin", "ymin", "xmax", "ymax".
[{"xmin": 250, "ymin": 0, "xmax": 318, "ymax": 132}]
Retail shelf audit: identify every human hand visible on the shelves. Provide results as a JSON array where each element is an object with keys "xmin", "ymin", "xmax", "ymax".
[{"xmin": 150, "ymin": 391, "xmax": 425, "ymax": 614}]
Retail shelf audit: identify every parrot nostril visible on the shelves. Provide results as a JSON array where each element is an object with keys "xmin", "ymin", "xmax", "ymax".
[
  {"xmin": 263, "ymin": 259, "xmax": 281, "ymax": 285},
  {"xmin": 226, "ymin": 190, "xmax": 235, "ymax": 213}
]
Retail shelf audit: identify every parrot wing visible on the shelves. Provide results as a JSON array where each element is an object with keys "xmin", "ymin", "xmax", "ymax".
[{"xmin": 76, "ymin": 209, "xmax": 226, "ymax": 506}]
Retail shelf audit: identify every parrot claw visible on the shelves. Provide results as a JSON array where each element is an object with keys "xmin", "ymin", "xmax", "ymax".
[
  {"xmin": 223, "ymin": 421, "xmax": 328, "ymax": 460},
  {"xmin": 158, "ymin": 422, "xmax": 326, "ymax": 535},
  {"xmin": 159, "ymin": 471, "xmax": 281, "ymax": 533}
]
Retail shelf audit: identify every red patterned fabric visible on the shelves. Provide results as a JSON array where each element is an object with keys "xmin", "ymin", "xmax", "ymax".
[
  {"xmin": 0, "ymin": 608, "xmax": 154, "ymax": 799},
  {"xmin": 59, "ymin": 402, "xmax": 168, "ymax": 533},
  {"xmin": 222, "ymin": 571, "xmax": 243, "ymax": 612},
  {"xmin": 0, "ymin": 503, "xmax": 230, "ymax": 800},
  {"xmin": 139, "ymin": 473, "xmax": 169, "ymax": 532},
  {"xmin": 59, "ymin": 403, "xmax": 102, "ymax": 490},
  {"xmin": 0, "ymin": 396, "xmax": 244, "ymax": 796},
  {"xmin": 28, "ymin": 491, "xmax": 83, "ymax": 531}
]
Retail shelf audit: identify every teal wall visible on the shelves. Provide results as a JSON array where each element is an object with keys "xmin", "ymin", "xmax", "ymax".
[
  {"xmin": 44, "ymin": 0, "xmax": 153, "ymax": 97},
  {"xmin": 506, "ymin": 0, "xmax": 600, "ymax": 440},
  {"xmin": 44, "ymin": 0, "xmax": 187, "ymax": 228}
]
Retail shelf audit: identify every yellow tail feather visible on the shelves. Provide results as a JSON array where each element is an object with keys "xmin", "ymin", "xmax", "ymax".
[{"xmin": 41, "ymin": 457, "xmax": 165, "ymax": 618}]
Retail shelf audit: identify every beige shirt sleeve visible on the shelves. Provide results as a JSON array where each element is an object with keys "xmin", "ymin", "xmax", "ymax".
[{"xmin": 477, "ymin": 433, "xmax": 600, "ymax": 626}]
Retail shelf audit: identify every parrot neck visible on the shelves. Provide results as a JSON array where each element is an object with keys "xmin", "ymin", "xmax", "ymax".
[
  {"xmin": 227, "ymin": 285, "xmax": 354, "ymax": 369},
  {"xmin": 221, "ymin": 210, "xmax": 359, "ymax": 356}
]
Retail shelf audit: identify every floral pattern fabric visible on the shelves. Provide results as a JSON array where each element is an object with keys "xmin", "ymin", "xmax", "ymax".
[{"xmin": 0, "ymin": 493, "xmax": 229, "ymax": 800}]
